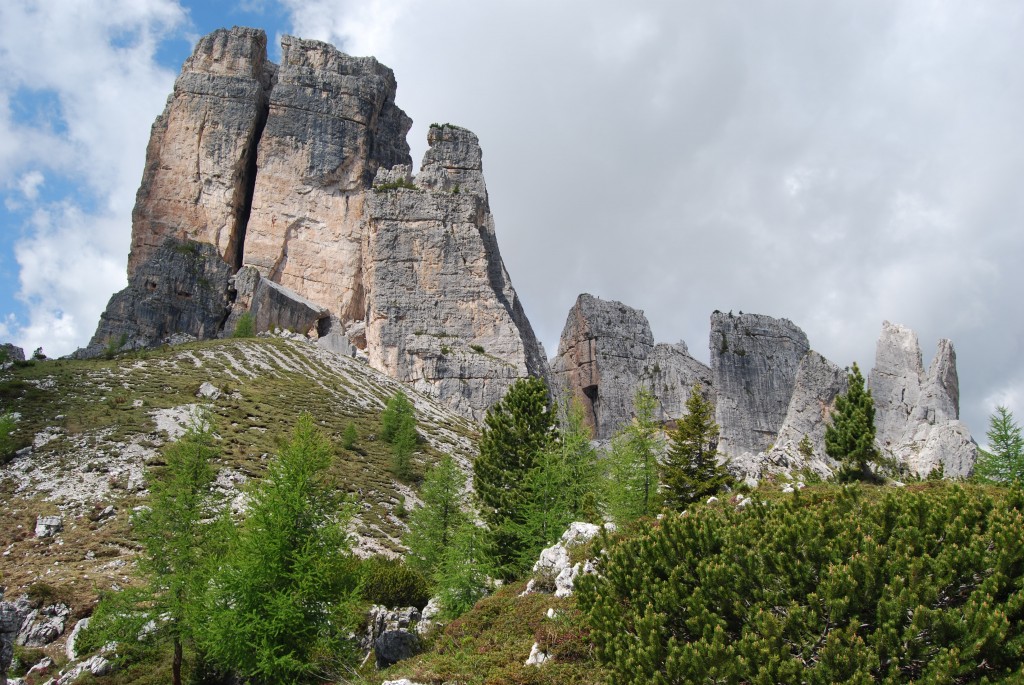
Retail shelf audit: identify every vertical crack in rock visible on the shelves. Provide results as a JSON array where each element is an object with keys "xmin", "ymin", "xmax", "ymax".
[
  {"xmin": 127, "ymin": 27, "xmax": 272, "ymax": 275},
  {"xmin": 232, "ymin": 82, "xmax": 271, "ymax": 271}
]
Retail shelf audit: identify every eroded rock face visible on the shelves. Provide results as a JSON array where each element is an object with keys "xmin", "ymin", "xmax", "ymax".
[
  {"xmin": 752, "ymin": 351, "xmax": 848, "ymax": 479},
  {"xmin": 364, "ymin": 126, "xmax": 549, "ymax": 420},
  {"xmin": 242, "ymin": 36, "xmax": 412, "ymax": 320},
  {"xmin": 128, "ymin": 27, "xmax": 272, "ymax": 274},
  {"xmin": 550, "ymin": 294, "xmax": 710, "ymax": 438},
  {"xmin": 867, "ymin": 321, "xmax": 976, "ymax": 477},
  {"xmin": 710, "ymin": 312, "xmax": 810, "ymax": 459},
  {"xmin": 81, "ymin": 239, "xmax": 232, "ymax": 357}
]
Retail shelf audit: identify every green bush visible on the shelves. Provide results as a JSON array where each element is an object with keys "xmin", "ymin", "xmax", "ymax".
[
  {"xmin": 360, "ymin": 556, "xmax": 431, "ymax": 610},
  {"xmin": 232, "ymin": 311, "xmax": 255, "ymax": 338},
  {"xmin": 578, "ymin": 483, "xmax": 1024, "ymax": 684}
]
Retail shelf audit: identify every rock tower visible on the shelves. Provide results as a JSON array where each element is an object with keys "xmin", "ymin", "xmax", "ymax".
[{"xmin": 85, "ymin": 27, "xmax": 547, "ymax": 420}]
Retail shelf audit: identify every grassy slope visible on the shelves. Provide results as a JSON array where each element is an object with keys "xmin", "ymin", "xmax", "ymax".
[{"xmin": 0, "ymin": 337, "xmax": 478, "ymax": 658}]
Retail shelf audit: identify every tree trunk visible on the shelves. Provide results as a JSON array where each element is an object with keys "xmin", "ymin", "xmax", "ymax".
[{"xmin": 173, "ymin": 636, "xmax": 182, "ymax": 685}]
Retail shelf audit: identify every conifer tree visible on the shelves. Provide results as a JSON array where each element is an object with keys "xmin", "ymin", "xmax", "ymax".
[
  {"xmin": 604, "ymin": 388, "xmax": 663, "ymax": 524},
  {"xmin": 380, "ymin": 390, "xmax": 416, "ymax": 443},
  {"xmin": 83, "ymin": 413, "xmax": 223, "ymax": 685},
  {"xmin": 975, "ymin": 406, "xmax": 1024, "ymax": 482},
  {"xmin": 472, "ymin": 377, "xmax": 555, "ymax": 578},
  {"xmin": 556, "ymin": 397, "xmax": 601, "ymax": 521},
  {"xmin": 200, "ymin": 414, "xmax": 361, "ymax": 684},
  {"xmin": 403, "ymin": 455, "xmax": 469, "ymax": 578},
  {"xmin": 661, "ymin": 384, "xmax": 733, "ymax": 510},
  {"xmin": 825, "ymin": 362, "xmax": 880, "ymax": 482},
  {"xmin": 578, "ymin": 483, "xmax": 1024, "ymax": 683},
  {"xmin": 434, "ymin": 520, "xmax": 491, "ymax": 619},
  {"xmin": 381, "ymin": 390, "xmax": 418, "ymax": 480}
]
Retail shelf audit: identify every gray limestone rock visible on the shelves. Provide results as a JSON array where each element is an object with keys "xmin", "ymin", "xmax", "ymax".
[
  {"xmin": 0, "ymin": 600, "xmax": 26, "ymax": 685},
  {"xmin": 753, "ymin": 351, "xmax": 848, "ymax": 479},
  {"xmin": 34, "ymin": 515, "xmax": 62, "ymax": 538},
  {"xmin": 867, "ymin": 321, "xmax": 976, "ymax": 477},
  {"xmin": 223, "ymin": 266, "xmax": 328, "ymax": 337},
  {"xmin": 550, "ymin": 294, "xmax": 710, "ymax": 439},
  {"xmin": 374, "ymin": 630, "xmax": 420, "ymax": 669},
  {"xmin": 128, "ymin": 26, "xmax": 272, "ymax": 274},
  {"xmin": 16, "ymin": 602, "xmax": 69, "ymax": 648},
  {"xmin": 79, "ymin": 238, "xmax": 232, "ymax": 358},
  {"xmin": 0, "ymin": 344, "xmax": 24, "ymax": 367},
  {"xmin": 710, "ymin": 311, "xmax": 810, "ymax": 459},
  {"xmin": 363, "ymin": 124, "xmax": 549, "ymax": 420}
]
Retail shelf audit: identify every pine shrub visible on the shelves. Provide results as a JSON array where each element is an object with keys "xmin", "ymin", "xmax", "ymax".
[
  {"xmin": 578, "ymin": 483, "xmax": 1024, "ymax": 684},
  {"xmin": 360, "ymin": 556, "xmax": 431, "ymax": 610}
]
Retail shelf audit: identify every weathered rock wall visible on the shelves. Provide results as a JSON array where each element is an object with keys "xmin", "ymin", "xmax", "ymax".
[
  {"xmin": 127, "ymin": 27, "xmax": 272, "ymax": 274},
  {"xmin": 710, "ymin": 312, "xmax": 810, "ymax": 459},
  {"xmin": 82, "ymin": 238, "xmax": 232, "ymax": 357},
  {"xmin": 364, "ymin": 125, "xmax": 549, "ymax": 420},
  {"xmin": 868, "ymin": 321, "xmax": 976, "ymax": 477},
  {"xmin": 550, "ymin": 294, "xmax": 710, "ymax": 439},
  {"xmin": 241, "ymin": 36, "xmax": 412, "ymax": 319},
  {"xmin": 752, "ymin": 351, "xmax": 848, "ymax": 479}
]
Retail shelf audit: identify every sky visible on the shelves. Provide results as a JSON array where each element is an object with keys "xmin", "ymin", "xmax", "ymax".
[{"xmin": 1, "ymin": 0, "xmax": 1022, "ymax": 442}]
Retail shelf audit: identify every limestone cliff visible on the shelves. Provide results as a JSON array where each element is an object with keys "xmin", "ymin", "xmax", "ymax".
[
  {"xmin": 127, "ymin": 27, "xmax": 272, "ymax": 274},
  {"xmin": 241, "ymin": 35, "xmax": 412, "ymax": 320},
  {"xmin": 87, "ymin": 27, "xmax": 545, "ymax": 420},
  {"xmin": 550, "ymin": 294, "xmax": 710, "ymax": 439},
  {"xmin": 867, "ymin": 321, "xmax": 976, "ymax": 477},
  {"xmin": 710, "ymin": 311, "xmax": 810, "ymax": 459},
  {"xmin": 362, "ymin": 125, "xmax": 549, "ymax": 420},
  {"xmin": 753, "ymin": 351, "xmax": 848, "ymax": 479}
]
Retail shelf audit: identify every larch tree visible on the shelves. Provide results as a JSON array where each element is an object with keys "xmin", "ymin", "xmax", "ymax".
[
  {"xmin": 200, "ymin": 414, "xmax": 361, "ymax": 685},
  {"xmin": 604, "ymin": 388, "xmax": 663, "ymax": 525},
  {"xmin": 403, "ymin": 454, "xmax": 469, "ymax": 579}
]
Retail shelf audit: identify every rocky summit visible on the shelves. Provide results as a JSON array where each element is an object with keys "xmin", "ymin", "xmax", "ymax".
[
  {"xmin": 80, "ymin": 25, "xmax": 978, "ymax": 469},
  {"xmin": 87, "ymin": 27, "xmax": 545, "ymax": 420},
  {"xmin": 550, "ymin": 302, "xmax": 977, "ymax": 480},
  {"xmin": 549, "ymin": 294, "xmax": 710, "ymax": 440}
]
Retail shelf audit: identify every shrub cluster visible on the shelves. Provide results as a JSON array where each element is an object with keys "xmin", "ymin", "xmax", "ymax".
[
  {"xmin": 578, "ymin": 483, "xmax": 1024, "ymax": 683},
  {"xmin": 360, "ymin": 556, "xmax": 431, "ymax": 610}
]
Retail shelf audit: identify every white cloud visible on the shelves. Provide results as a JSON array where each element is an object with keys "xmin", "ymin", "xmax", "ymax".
[
  {"xmin": 280, "ymin": 0, "xmax": 1024, "ymax": 438},
  {"xmin": 17, "ymin": 171, "xmax": 44, "ymax": 201},
  {"xmin": 0, "ymin": 0, "xmax": 186, "ymax": 356}
]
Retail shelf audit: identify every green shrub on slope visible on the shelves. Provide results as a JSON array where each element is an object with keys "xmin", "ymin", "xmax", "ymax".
[{"xmin": 578, "ymin": 483, "xmax": 1024, "ymax": 684}]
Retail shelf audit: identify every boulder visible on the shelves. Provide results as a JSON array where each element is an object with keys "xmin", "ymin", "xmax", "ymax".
[
  {"xmin": 710, "ymin": 312, "xmax": 810, "ymax": 459},
  {"xmin": 525, "ymin": 642, "xmax": 549, "ymax": 666},
  {"xmin": 374, "ymin": 630, "xmax": 420, "ymax": 669},
  {"xmin": 223, "ymin": 266, "xmax": 328, "ymax": 337},
  {"xmin": 34, "ymin": 516, "xmax": 62, "ymax": 538}
]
